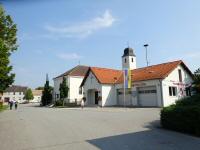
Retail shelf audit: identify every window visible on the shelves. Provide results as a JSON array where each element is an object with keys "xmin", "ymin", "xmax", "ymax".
[
  {"xmin": 13, "ymin": 92, "xmax": 15, "ymax": 95},
  {"xmin": 178, "ymin": 69, "xmax": 182, "ymax": 82},
  {"xmin": 124, "ymin": 58, "xmax": 126, "ymax": 63},
  {"xmin": 19, "ymin": 92, "xmax": 21, "ymax": 95},
  {"xmin": 79, "ymin": 87, "xmax": 83, "ymax": 95},
  {"xmin": 56, "ymin": 94, "xmax": 59, "ymax": 98},
  {"xmin": 132, "ymin": 58, "xmax": 133, "ymax": 62},
  {"xmin": 186, "ymin": 87, "xmax": 191, "ymax": 96},
  {"xmin": 138, "ymin": 89, "xmax": 157, "ymax": 94},
  {"xmin": 169, "ymin": 86, "xmax": 177, "ymax": 96}
]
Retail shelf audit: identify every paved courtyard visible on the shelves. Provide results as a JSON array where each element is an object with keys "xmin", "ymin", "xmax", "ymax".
[{"xmin": 0, "ymin": 104, "xmax": 200, "ymax": 150}]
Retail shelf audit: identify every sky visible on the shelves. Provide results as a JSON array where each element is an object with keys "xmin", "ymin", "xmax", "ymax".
[{"xmin": 1, "ymin": 0, "xmax": 200, "ymax": 88}]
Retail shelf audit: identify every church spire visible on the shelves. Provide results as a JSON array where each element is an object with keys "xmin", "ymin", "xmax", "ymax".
[{"xmin": 46, "ymin": 73, "xmax": 49, "ymax": 82}]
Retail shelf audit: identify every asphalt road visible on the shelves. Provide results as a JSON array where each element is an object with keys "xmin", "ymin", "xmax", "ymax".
[{"xmin": 0, "ymin": 104, "xmax": 200, "ymax": 150}]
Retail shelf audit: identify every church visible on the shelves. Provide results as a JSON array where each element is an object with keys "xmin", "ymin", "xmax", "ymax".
[{"xmin": 53, "ymin": 47, "xmax": 194, "ymax": 107}]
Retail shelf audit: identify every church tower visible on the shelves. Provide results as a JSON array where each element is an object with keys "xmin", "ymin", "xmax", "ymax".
[{"xmin": 122, "ymin": 47, "xmax": 136, "ymax": 70}]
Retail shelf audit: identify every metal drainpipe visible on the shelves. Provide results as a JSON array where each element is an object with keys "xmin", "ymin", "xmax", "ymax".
[{"xmin": 159, "ymin": 79, "xmax": 164, "ymax": 107}]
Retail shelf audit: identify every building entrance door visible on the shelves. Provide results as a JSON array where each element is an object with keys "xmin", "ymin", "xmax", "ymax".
[{"xmin": 95, "ymin": 91, "xmax": 98, "ymax": 104}]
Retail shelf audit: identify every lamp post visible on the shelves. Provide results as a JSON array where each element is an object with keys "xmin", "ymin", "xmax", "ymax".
[{"xmin": 144, "ymin": 44, "xmax": 149, "ymax": 67}]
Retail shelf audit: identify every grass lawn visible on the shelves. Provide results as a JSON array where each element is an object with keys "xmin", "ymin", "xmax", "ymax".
[{"xmin": 0, "ymin": 105, "xmax": 8, "ymax": 112}]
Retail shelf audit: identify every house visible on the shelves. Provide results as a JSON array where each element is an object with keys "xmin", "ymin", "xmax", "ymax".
[
  {"xmin": 80, "ymin": 47, "xmax": 194, "ymax": 107},
  {"xmin": 1, "ymin": 85, "xmax": 28, "ymax": 103},
  {"xmin": 31, "ymin": 90, "xmax": 42, "ymax": 103},
  {"xmin": 53, "ymin": 65, "xmax": 89, "ymax": 103}
]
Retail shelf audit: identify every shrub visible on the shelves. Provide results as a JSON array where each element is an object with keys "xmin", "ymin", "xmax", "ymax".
[
  {"xmin": 54, "ymin": 100, "xmax": 79, "ymax": 107},
  {"xmin": 55, "ymin": 100, "xmax": 63, "ymax": 106},
  {"xmin": 0, "ymin": 101, "xmax": 3, "ymax": 109},
  {"xmin": 161, "ymin": 94, "xmax": 200, "ymax": 136}
]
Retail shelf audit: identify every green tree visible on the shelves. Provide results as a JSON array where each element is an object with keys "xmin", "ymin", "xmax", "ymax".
[
  {"xmin": 194, "ymin": 68, "xmax": 200, "ymax": 93},
  {"xmin": 0, "ymin": 5, "xmax": 18, "ymax": 93},
  {"xmin": 59, "ymin": 77, "xmax": 69, "ymax": 105},
  {"xmin": 24, "ymin": 89, "xmax": 34, "ymax": 102},
  {"xmin": 41, "ymin": 74, "xmax": 52, "ymax": 106}
]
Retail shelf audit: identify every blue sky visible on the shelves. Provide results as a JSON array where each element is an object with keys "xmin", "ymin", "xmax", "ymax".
[{"xmin": 1, "ymin": 0, "xmax": 200, "ymax": 88}]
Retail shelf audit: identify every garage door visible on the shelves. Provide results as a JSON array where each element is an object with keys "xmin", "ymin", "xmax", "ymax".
[
  {"xmin": 117, "ymin": 89, "xmax": 132, "ymax": 106},
  {"xmin": 138, "ymin": 86, "xmax": 157, "ymax": 107}
]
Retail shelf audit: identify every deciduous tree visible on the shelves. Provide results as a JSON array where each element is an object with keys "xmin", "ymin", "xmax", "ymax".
[
  {"xmin": 24, "ymin": 89, "xmax": 34, "ymax": 102},
  {"xmin": 194, "ymin": 68, "xmax": 200, "ymax": 93},
  {"xmin": 0, "ymin": 5, "xmax": 18, "ymax": 93}
]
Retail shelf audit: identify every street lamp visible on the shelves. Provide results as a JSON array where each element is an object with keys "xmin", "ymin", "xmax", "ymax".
[{"xmin": 144, "ymin": 44, "xmax": 149, "ymax": 67}]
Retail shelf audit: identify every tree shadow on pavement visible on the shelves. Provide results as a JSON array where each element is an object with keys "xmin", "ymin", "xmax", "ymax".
[{"xmin": 87, "ymin": 120, "xmax": 200, "ymax": 150}]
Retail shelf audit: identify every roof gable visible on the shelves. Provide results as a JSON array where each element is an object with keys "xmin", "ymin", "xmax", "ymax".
[
  {"xmin": 80, "ymin": 67, "xmax": 123, "ymax": 86},
  {"xmin": 54, "ymin": 65, "xmax": 89, "ymax": 79},
  {"xmin": 79, "ymin": 60, "xmax": 194, "ymax": 87}
]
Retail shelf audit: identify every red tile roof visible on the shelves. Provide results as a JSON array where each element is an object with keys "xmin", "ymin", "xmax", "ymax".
[
  {"xmin": 131, "ymin": 60, "xmax": 191, "ymax": 82},
  {"xmin": 81, "ymin": 60, "xmax": 193, "ymax": 86},
  {"xmin": 90, "ymin": 67, "xmax": 123, "ymax": 84}
]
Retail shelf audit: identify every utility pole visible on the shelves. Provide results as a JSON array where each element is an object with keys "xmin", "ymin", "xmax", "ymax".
[{"xmin": 144, "ymin": 44, "xmax": 149, "ymax": 67}]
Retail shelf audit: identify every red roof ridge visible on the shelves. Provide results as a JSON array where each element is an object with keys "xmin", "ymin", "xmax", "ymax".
[
  {"xmin": 91, "ymin": 66, "xmax": 122, "ymax": 72},
  {"xmin": 133, "ymin": 60, "xmax": 182, "ymax": 71}
]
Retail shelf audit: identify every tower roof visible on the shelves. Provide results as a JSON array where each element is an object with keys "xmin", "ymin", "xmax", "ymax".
[{"xmin": 122, "ymin": 47, "xmax": 136, "ymax": 57}]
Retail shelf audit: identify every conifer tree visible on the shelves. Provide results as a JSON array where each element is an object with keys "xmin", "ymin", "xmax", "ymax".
[
  {"xmin": 41, "ymin": 74, "xmax": 52, "ymax": 106},
  {"xmin": 59, "ymin": 77, "xmax": 69, "ymax": 105}
]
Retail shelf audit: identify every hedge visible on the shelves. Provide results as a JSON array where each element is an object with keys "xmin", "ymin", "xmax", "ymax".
[
  {"xmin": 0, "ymin": 103, "xmax": 8, "ymax": 112},
  {"xmin": 54, "ymin": 100, "xmax": 79, "ymax": 107},
  {"xmin": 161, "ymin": 94, "xmax": 200, "ymax": 136}
]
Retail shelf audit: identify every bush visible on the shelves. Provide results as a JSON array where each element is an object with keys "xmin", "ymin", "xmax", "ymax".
[
  {"xmin": 0, "ymin": 103, "xmax": 8, "ymax": 112},
  {"xmin": 161, "ymin": 94, "xmax": 200, "ymax": 136},
  {"xmin": 55, "ymin": 100, "xmax": 63, "ymax": 106},
  {"xmin": 0, "ymin": 101, "xmax": 3, "ymax": 109},
  {"xmin": 54, "ymin": 100, "xmax": 79, "ymax": 107}
]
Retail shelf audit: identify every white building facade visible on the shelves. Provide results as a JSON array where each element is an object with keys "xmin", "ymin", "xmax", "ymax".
[
  {"xmin": 1, "ymin": 85, "xmax": 28, "ymax": 103},
  {"xmin": 31, "ymin": 90, "xmax": 42, "ymax": 103},
  {"xmin": 80, "ymin": 47, "xmax": 194, "ymax": 107},
  {"xmin": 53, "ymin": 66, "xmax": 89, "ymax": 104}
]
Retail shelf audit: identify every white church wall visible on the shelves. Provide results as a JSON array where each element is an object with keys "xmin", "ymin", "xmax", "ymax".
[{"xmin": 68, "ymin": 76, "xmax": 84, "ymax": 103}]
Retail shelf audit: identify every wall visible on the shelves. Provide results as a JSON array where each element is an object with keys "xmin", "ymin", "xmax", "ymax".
[
  {"xmin": 162, "ymin": 64, "xmax": 193, "ymax": 106},
  {"xmin": 115, "ymin": 80, "xmax": 163, "ymax": 107},
  {"xmin": 31, "ymin": 95, "xmax": 41, "ymax": 103},
  {"xmin": 53, "ymin": 76, "xmax": 84, "ymax": 103},
  {"xmin": 133, "ymin": 80, "xmax": 163, "ymax": 107},
  {"xmin": 68, "ymin": 76, "xmax": 84, "ymax": 103},
  {"xmin": 82, "ymin": 72, "xmax": 102, "ymax": 106},
  {"xmin": 101, "ymin": 84, "xmax": 116, "ymax": 106},
  {"xmin": 53, "ymin": 77, "xmax": 64, "ymax": 101}
]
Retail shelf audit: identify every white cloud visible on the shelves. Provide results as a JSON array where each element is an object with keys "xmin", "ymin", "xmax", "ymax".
[
  {"xmin": 57, "ymin": 53, "xmax": 82, "ymax": 60},
  {"xmin": 44, "ymin": 10, "xmax": 115, "ymax": 38}
]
